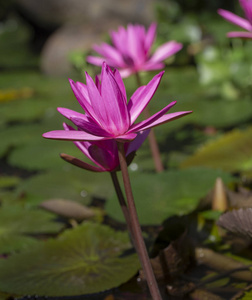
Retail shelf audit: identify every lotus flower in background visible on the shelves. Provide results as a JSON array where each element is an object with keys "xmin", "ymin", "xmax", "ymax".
[
  {"xmin": 43, "ymin": 62, "xmax": 191, "ymax": 144},
  {"xmin": 86, "ymin": 23, "xmax": 183, "ymax": 78},
  {"xmin": 218, "ymin": 0, "xmax": 252, "ymax": 38},
  {"xmin": 60, "ymin": 123, "xmax": 150, "ymax": 172}
]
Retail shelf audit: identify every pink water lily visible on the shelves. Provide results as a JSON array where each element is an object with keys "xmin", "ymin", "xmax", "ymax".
[
  {"xmin": 86, "ymin": 23, "xmax": 183, "ymax": 78},
  {"xmin": 43, "ymin": 63, "xmax": 191, "ymax": 143},
  {"xmin": 60, "ymin": 123, "xmax": 150, "ymax": 172},
  {"xmin": 218, "ymin": 0, "xmax": 252, "ymax": 38}
]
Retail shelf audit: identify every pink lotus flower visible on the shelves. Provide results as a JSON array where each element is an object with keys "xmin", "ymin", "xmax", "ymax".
[
  {"xmin": 43, "ymin": 63, "xmax": 191, "ymax": 143},
  {"xmin": 86, "ymin": 23, "xmax": 183, "ymax": 78},
  {"xmin": 60, "ymin": 123, "xmax": 150, "ymax": 172},
  {"xmin": 218, "ymin": 0, "xmax": 252, "ymax": 38}
]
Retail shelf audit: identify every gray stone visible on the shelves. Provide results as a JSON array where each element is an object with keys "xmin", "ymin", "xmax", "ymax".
[{"xmin": 16, "ymin": 0, "xmax": 155, "ymax": 28}]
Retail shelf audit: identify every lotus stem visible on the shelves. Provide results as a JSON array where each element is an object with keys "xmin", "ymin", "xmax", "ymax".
[
  {"xmin": 117, "ymin": 141, "xmax": 162, "ymax": 300},
  {"xmin": 135, "ymin": 72, "xmax": 164, "ymax": 173},
  {"xmin": 110, "ymin": 171, "xmax": 136, "ymax": 247}
]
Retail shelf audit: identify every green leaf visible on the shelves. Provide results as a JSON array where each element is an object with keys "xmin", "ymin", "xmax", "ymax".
[
  {"xmin": 17, "ymin": 168, "xmax": 113, "ymax": 206},
  {"xmin": 0, "ymin": 291, "xmax": 12, "ymax": 300},
  {"xmin": 0, "ymin": 206, "xmax": 64, "ymax": 253},
  {"xmin": 0, "ymin": 176, "xmax": 20, "ymax": 189},
  {"xmin": 181, "ymin": 127, "xmax": 252, "ymax": 173},
  {"xmin": 106, "ymin": 168, "xmax": 234, "ymax": 225},
  {"xmin": 0, "ymin": 222, "xmax": 140, "ymax": 296}
]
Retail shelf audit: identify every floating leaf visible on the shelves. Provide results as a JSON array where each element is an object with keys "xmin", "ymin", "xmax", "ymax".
[
  {"xmin": 106, "ymin": 168, "xmax": 234, "ymax": 225},
  {"xmin": 0, "ymin": 222, "xmax": 140, "ymax": 296},
  {"xmin": 0, "ymin": 291, "xmax": 12, "ymax": 300},
  {"xmin": 217, "ymin": 208, "xmax": 252, "ymax": 240},
  {"xmin": 40, "ymin": 199, "xmax": 103, "ymax": 222},
  {"xmin": 0, "ymin": 206, "xmax": 64, "ymax": 253},
  {"xmin": 0, "ymin": 88, "xmax": 34, "ymax": 103},
  {"xmin": 232, "ymin": 283, "xmax": 252, "ymax": 299},
  {"xmin": 17, "ymin": 168, "xmax": 113, "ymax": 206},
  {"xmin": 0, "ymin": 176, "xmax": 20, "ymax": 189},
  {"xmin": 181, "ymin": 127, "xmax": 252, "ymax": 173}
]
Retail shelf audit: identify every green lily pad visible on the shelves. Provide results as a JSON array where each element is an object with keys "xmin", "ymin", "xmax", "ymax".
[
  {"xmin": 0, "ymin": 222, "xmax": 140, "ymax": 296},
  {"xmin": 0, "ymin": 176, "xmax": 20, "ymax": 189},
  {"xmin": 106, "ymin": 167, "xmax": 234, "ymax": 225},
  {"xmin": 0, "ymin": 206, "xmax": 64, "ymax": 253},
  {"xmin": 181, "ymin": 127, "xmax": 252, "ymax": 173},
  {"xmin": 16, "ymin": 168, "xmax": 113, "ymax": 206},
  {"xmin": 0, "ymin": 291, "xmax": 12, "ymax": 300}
]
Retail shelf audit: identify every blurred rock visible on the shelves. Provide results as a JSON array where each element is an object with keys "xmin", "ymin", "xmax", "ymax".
[
  {"xmin": 17, "ymin": 0, "xmax": 156, "ymax": 75},
  {"xmin": 40, "ymin": 21, "xmax": 121, "ymax": 76},
  {"xmin": 16, "ymin": 0, "xmax": 155, "ymax": 28}
]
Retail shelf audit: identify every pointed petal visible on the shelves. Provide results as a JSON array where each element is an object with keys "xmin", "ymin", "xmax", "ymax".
[
  {"xmin": 218, "ymin": 9, "xmax": 252, "ymax": 31},
  {"xmin": 112, "ymin": 68, "xmax": 127, "ymax": 101},
  {"xmin": 148, "ymin": 41, "xmax": 183, "ymax": 64},
  {"xmin": 57, "ymin": 107, "xmax": 87, "ymax": 120},
  {"xmin": 227, "ymin": 31, "xmax": 252, "ymax": 38},
  {"xmin": 86, "ymin": 55, "xmax": 105, "ymax": 67},
  {"xmin": 240, "ymin": 0, "xmax": 252, "ymax": 24},
  {"xmin": 145, "ymin": 23, "xmax": 157, "ymax": 52},
  {"xmin": 128, "ymin": 71, "xmax": 164, "ymax": 124},
  {"xmin": 62, "ymin": 123, "xmax": 98, "ymax": 163},
  {"xmin": 75, "ymin": 81, "xmax": 91, "ymax": 105},
  {"xmin": 125, "ymin": 129, "xmax": 150, "ymax": 155},
  {"xmin": 95, "ymin": 75, "xmax": 101, "ymax": 93},
  {"xmin": 101, "ymin": 64, "xmax": 129, "ymax": 134},
  {"xmin": 85, "ymin": 70, "xmax": 109, "ymax": 128},
  {"xmin": 60, "ymin": 153, "xmax": 104, "ymax": 172},
  {"xmin": 118, "ymin": 68, "xmax": 134, "ymax": 78},
  {"xmin": 43, "ymin": 130, "xmax": 108, "ymax": 141},
  {"xmin": 93, "ymin": 43, "xmax": 125, "ymax": 67},
  {"xmin": 69, "ymin": 79, "xmax": 98, "ymax": 122},
  {"xmin": 88, "ymin": 143, "xmax": 118, "ymax": 171},
  {"xmin": 132, "ymin": 111, "xmax": 192, "ymax": 132},
  {"xmin": 128, "ymin": 101, "xmax": 177, "ymax": 132},
  {"xmin": 69, "ymin": 116, "xmax": 111, "ymax": 137},
  {"xmin": 115, "ymin": 132, "xmax": 137, "ymax": 142},
  {"xmin": 127, "ymin": 24, "xmax": 145, "ymax": 63},
  {"xmin": 142, "ymin": 62, "xmax": 165, "ymax": 71},
  {"xmin": 110, "ymin": 26, "xmax": 129, "ymax": 58}
]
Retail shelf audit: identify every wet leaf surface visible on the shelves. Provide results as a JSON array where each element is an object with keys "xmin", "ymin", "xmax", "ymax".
[
  {"xmin": 106, "ymin": 168, "xmax": 234, "ymax": 224},
  {"xmin": 0, "ymin": 222, "xmax": 140, "ymax": 296}
]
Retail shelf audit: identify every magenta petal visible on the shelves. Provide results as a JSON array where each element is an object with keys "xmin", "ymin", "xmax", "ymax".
[
  {"xmin": 69, "ymin": 79, "xmax": 98, "ymax": 122},
  {"xmin": 86, "ymin": 56, "xmax": 105, "ymax": 67},
  {"xmin": 145, "ymin": 23, "xmax": 157, "ymax": 52},
  {"xmin": 57, "ymin": 107, "xmax": 87, "ymax": 120},
  {"xmin": 125, "ymin": 129, "xmax": 150, "ymax": 155},
  {"xmin": 43, "ymin": 130, "xmax": 108, "ymax": 141},
  {"xmin": 142, "ymin": 62, "xmax": 165, "ymax": 72},
  {"xmin": 227, "ymin": 31, "xmax": 252, "ymax": 38},
  {"xmin": 240, "ymin": 0, "xmax": 252, "ymax": 24},
  {"xmin": 127, "ymin": 24, "xmax": 145, "ymax": 63},
  {"xmin": 88, "ymin": 143, "xmax": 118, "ymax": 171},
  {"xmin": 118, "ymin": 68, "xmax": 134, "ymax": 78},
  {"xmin": 112, "ymin": 68, "xmax": 127, "ymax": 101},
  {"xmin": 75, "ymin": 81, "xmax": 91, "ymax": 105},
  {"xmin": 93, "ymin": 43, "xmax": 124, "ymax": 67},
  {"xmin": 128, "ymin": 71, "xmax": 164, "ymax": 124},
  {"xmin": 128, "ymin": 101, "xmax": 177, "ymax": 133},
  {"xmin": 134, "ymin": 111, "xmax": 192, "ymax": 132},
  {"xmin": 116, "ymin": 132, "xmax": 137, "ymax": 141},
  {"xmin": 218, "ymin": 9, "xmax": 252, "ymax": 31},
  {"xmin": 149, "ymin": 41, "xmax": 183, "ymax": 64},
  {"xmin": 70, "ymin": 117, "xmax": 112, "ymax": 137},
  {"xmin": 101, "ymin": 65, "xmax": 129, "ymax": 134},
  {"xmin": 85, "ymin": 70, "xmax": 109, "ymax": 127}
]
